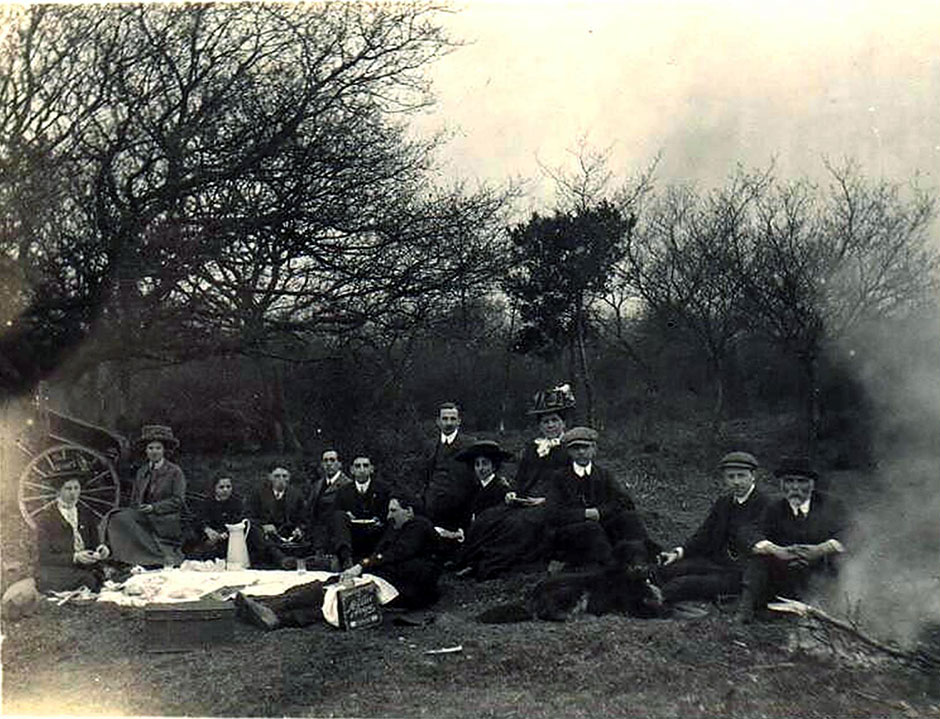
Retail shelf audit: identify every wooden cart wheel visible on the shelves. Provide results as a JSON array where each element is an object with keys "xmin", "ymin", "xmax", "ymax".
[{"xmin": 18, "ymin": 443, "xmax": 121, "ymax": 530}]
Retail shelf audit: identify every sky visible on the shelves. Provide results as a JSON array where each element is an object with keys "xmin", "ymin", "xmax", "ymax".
[{"xmin": 412, "ymin": 0, "xmax": 940, "ymax": 214}]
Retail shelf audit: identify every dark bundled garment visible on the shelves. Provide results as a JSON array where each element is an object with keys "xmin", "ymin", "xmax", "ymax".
[
  {"xmin": 477, "ymin": 541, "xmax": 664, "ymax": 623},
  {"xmin": 658, "ymin": 488, "xmax": 771, "ymax": 602},
  {"xmin": 743, "ymin": 490, "xmax": 849, "ymax": 606},
  {"xmin": 546, "ymin": 463, "xmax": 659, "ymax": 567}
]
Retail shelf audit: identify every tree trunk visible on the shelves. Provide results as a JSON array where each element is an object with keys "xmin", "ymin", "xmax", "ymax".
[
  {"xmin": 802, "ymin": 353, "xmax": 821, "ymax": 458},
  {"xmin": 574, "ymin": 303, "xmax": 596, "ymax": 428}
]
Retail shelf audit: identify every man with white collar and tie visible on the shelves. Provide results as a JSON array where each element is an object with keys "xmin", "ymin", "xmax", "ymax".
[
  {"xmin": 737, "ymin": 456, "xmax": 849, "ymax": 622},
  {"xmin": 421, "ymin": 402, "xmax": 476, "ymax": 531},
  {"xmin": 305, "ymin": 449, "xmax": 353, "ymax": 559},
  {"xmin": 657, "ymin": 451, "xmax": 771, "ymax": 605},
  {"xmin": 246, "ymin": 465, "xmax": 307, "ymax": 568},
  {"xmin": 331, "ymin": 455, "xmax": 391, "ymax": 570},
  {"xmin": 546, "ymin": 427, "xmax": 659, "ymax": 571}
]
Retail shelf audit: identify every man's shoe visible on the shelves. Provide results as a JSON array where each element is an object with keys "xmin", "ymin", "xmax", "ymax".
[
  {"xmin": 280, "ymin": 556, "xmax": 298, "ymax": 570},
  {"xmin": 235, "ymin": 593, "xmax": 280, "ymax": 630}
]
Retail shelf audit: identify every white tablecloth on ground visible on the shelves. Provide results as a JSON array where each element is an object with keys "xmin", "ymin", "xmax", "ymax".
[{"xmin": 96, "ymin": 567, "xmax": 398, "ymax": 627}]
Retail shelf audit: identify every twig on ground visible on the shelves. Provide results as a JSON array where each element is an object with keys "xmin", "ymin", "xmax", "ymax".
[
  {"xmin": 768, "ymin": 597, "xmax": 940, "ymax": 672},
  {"xmin": 852, "ymin": 689, "xmax": 911, "ymax": 712}
]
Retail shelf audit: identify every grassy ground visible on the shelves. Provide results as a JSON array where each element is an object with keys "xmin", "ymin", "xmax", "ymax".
[{"xmin": 2, "ymin": 415, "xmax": 939, "ymax": 717}]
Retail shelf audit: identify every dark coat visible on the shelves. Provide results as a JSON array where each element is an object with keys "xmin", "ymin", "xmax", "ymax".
[
  {"xmin": 36, "ymin": 504, "xmax": 99, "ymax": 568},
  {"xmin": 197, "ymin": 494, "xmax": 245, "ymax": 533},
  {"xmin": 469, "ymin": 476, "xmax": 513, "ymax": 519},
  {"xmin": 683, "ymin": 488, "xmax": 771, "ymax": 564},
  {"xmin": 131, "ymin": 460, "xmax": 186, "ymax": 541},
  {"xmin": 247, "ymin": 483, "xmax": 306, "ymax": 535},
  {"xmin": 513, "ymin": 440, "xmax": 569, "ymax": 497},
  {"xmin": 369, "ymin": 515, "xmax": 440, "ymax": 568},
  {"xmin": 546, "ymin": 463, "xmax": 636, "ymax": 527},
  {"xmin": 422, "ymin": 431, "xmax": 479, "ymax": 530},
  {"xmin": 755, "ymin": 491, "xmax": 849, "ymax": 547},
  {"xmin": 334, "ymin": 479, "xmax": 391, "ymax": 521},
  {"xmin": 306, "ymin": 472, "xmax": 352, "ymax": 526}
]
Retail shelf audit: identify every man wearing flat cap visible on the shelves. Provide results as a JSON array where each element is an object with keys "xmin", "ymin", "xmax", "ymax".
[
  {"xmin": 545, "ymin": 427, "xmax": 659, "ymax": 570},
  {"xmin": 738, "ymin": 456, "xmax": 849, "ymax": 621},
  {"xmin": 657, "ymin": 451, "xmax": 771, "ymax": 605}
]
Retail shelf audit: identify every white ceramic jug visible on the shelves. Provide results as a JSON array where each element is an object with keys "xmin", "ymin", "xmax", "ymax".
[{"xmin": 225, "ymin": 519, "xmax": 251, "ymax": 570}]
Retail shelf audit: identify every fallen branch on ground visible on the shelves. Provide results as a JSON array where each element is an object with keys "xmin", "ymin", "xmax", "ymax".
[{"xmin": 768, "ymin": 597, "xmax": 940, "ymax": 673}]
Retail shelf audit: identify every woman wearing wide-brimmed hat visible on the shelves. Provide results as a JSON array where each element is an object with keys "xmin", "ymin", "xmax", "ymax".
[
  {"xmin": 100, "ymin": 425, "xmax": 187, "ymax": 567},
  {"xmin": 35, "ymin": 472, "xmax": 111, "ymax": 592},
  {"xmin": 513, "ymin": 384, "xmax": 576, "ymax": 498},
  {"xmin": 455, "ymin": 440, "xmax": 542, "ymax": 579}
]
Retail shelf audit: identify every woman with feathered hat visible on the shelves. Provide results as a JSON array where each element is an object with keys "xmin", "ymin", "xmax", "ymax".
[{"xmin": 100, "ymin": 425, "xmax": 187, "ymax": 567}]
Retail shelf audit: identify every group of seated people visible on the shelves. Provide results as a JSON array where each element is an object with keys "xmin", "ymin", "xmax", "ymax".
[{"xmin": 34, "ymin": 384, "xmax": 849, "ymax": 628}]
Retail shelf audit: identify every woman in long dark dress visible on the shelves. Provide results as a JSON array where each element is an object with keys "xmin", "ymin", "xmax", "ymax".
[
  {"xmin": 101, "ymin": 425, "xmax": 186, "ymax": 567},
  {"xmin": 184, "ymin": 476, "xmax": 244, "ymax": 560},
  {"xmin": 36, "ymin": 475, "xmax": 111, "ymax": 592},
  {"xmin": 455, "ymin": 385, "xmax": 576, "ymax": 579}
]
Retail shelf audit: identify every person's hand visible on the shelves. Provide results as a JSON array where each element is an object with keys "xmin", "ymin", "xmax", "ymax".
[
  {"xmin": 772, "ymin": 545, "xmax": 801, "ymax": 562},
  {"xmin": 262, "ymin": 524, "xmax": 277, "ymax": 536},
  {"xmin": 139, "ymin": 504, "xmax": 154, "ymax": 514},
  {"xmin": 74, "ymin": 550, "xmax": 98, "ymax": 565},
  {"xmin": 504, "ymin": 491, "xmax": 517, "ymax": 505},
  {"xmin": 94, "ymin": 544, "xmax": 111, "ymax": 561},
  {"xmin": 290, "ymin": 527, "xmax": 304, "ymax": 542},
  {"xmin": 584, "ymin": 508, "xmax": 600, "ymax": 521},
  {"xmin": 791, "ymin": 544, "xmax": 824, "ymax": 562},
  {"xmin": 659, "ymin": 549, "xmax": 681, "ymax": 566},
  {"xmin": 205, "ymin": 527, "xmax": 222, "ymax": 543}
]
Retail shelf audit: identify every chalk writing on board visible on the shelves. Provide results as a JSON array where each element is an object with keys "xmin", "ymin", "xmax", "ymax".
[{"xmin": 338, "ymin": 582, "xmax": 381, "ymax": 630}]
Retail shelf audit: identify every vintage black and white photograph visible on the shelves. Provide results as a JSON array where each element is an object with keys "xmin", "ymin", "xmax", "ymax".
[{"xmin": 1, "ymin": 1, "xmax": 939, "ymax": 716}]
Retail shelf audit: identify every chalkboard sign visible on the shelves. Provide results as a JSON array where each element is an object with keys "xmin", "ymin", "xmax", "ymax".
[{"xmin": 337, "ymin": 581, "xmax": 381, "ymax": 630}]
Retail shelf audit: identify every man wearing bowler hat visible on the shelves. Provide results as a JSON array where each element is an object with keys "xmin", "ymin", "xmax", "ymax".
[
  {"xmin": 738, "ymin": 456, "xmax": 849, "ymax": 622},
  {"xmin": 657, "ymin": 451, "xmax": 771, "ymax": 605},
  {"xmin": 546, "ymin": 427, "xmax": 660, "ymax": 570}
]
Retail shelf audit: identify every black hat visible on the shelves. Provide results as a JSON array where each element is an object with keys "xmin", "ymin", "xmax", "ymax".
[
  {"xmin": 774, "ymin": 456, "xmax": 818, "ymax": 481},
  {"xmin": 527, "ymin": 383, "xmax": 576, "ymax": 416},
  {"xmin": 454, "ymin": 440, "xmax": 514, "ymax": 466}
]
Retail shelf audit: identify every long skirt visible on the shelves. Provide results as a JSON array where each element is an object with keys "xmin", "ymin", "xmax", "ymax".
[
  {"xmin": 458, "ymin": 505, "xmax": 550, "ymax": 579},
  {"xmin": 100, "ymin": 508, "xmax": 183, "ymax": 567}
]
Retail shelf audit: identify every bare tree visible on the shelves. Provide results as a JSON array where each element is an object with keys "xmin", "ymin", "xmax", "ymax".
[
  {"xmin": 740, "ymin": 161, "xmax": 938, "ymax": 451},
  {"xmin": 0, "ymin": 3, "xmax": 514, "ymax": 411}
]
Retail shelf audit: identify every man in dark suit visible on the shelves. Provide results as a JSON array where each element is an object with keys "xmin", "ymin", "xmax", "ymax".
[
  {"xmin": 305, "ymin": 449, "xmax": 352, "ymax": 558},
  {"xmin": 738, "ymin": 456, "xmax": 849, "ymax": 622},
  {"xmin": 246, "ymin": 466, "xmax": 307, "ymax": 568},
  {"xmin": 657, "ymin": 451, "xmax": 771, "ymax": 604},
  {"xmin": 341, "ymin": 493, "xmax": 442, "ymax": 609},
  {"xmin": 421, "ymin": 402, "xmax": 477, "ymax": 531},
  {"xmin": 332, "ymin": 455, "xmax": 391, "ymax": 569},
  {"xmin": 546, "ymin": 427, "xmax": 659, "ymax": 570}
]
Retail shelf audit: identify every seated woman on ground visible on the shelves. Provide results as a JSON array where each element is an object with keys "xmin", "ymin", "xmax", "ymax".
[
  {"xmin": 101, "ymin": 425, "xmax": 186, "ymax": 568},
  {"xmin": 184, "ymin": 475, "xmax": 244, "ymax": 560},
  {"xmin": 36, "ymin": 474, "xmax": 111, "ymax": 593}
]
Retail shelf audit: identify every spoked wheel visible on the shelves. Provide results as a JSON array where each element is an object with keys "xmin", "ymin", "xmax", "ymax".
[{"xmin": 18, "ymin": 443, "xmax": 121, "ymax": 529}]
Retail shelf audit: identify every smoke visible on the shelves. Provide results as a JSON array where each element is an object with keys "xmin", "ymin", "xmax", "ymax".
[{"xmin": 827, "ymin": 308, "xmax": 940, "ymax": 647}]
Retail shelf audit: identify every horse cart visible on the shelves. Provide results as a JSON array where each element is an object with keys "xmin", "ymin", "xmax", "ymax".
[{"xmin": 14, "ymin": 391, "xmax": 127, "ymax": 530}]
